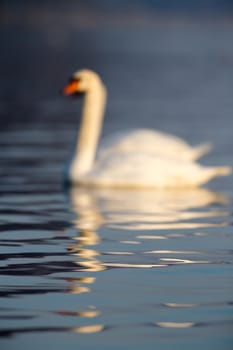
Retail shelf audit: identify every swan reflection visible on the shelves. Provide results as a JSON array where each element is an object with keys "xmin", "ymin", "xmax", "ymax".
[
  {"xmin": 67, "ymin": 186, "xmax": 228, "ymax": 270},
  {"xmin": 65, "ymin": 187, "xmax": 228, "ymax": 332},
  {"xmin": 70, "ymin": 187, "xmax": 228, "ymax": 231}
]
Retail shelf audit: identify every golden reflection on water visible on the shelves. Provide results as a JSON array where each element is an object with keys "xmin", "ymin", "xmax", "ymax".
[
  {"xmin": 68, "ymin": 187, "xmax": 228, "ymax": 271},
  {"xmin": 72, "ymin": 324, "xmax": 105, "ymax": 334},
  {"xmin": 70, "ymin": 187, "xmax": 228, "ymax": 231},
  {"xmin": 155, "ymin": 322, "xmax": 195, "ymax": 328},
  {"xmin": 56, "ymin": 310, "xmax": 100, "ymax": 318},
  {"xmin": 66, "ymin": 187, "xmax": 229, "ymax": 332},
  {"xmin": 164, "ymin": 303, "xmax": 197, "ymax": 308},
  {"xmin": 66, "ymin": 187, "xmax": 229, "ymax": 276}
]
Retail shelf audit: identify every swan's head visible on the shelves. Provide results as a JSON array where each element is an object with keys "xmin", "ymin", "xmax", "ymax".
[{"xmin": 63, "ymin": 69, "xmax": 104, "ymax": 96}]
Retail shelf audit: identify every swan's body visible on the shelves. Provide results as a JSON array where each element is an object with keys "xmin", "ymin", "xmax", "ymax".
[
  {"xmin": 63, "ymin": 69, "xmax": 231, "ymax": 188},
  {"xmin": 97, "ymin": 129, "xmax": 212, "ymax": 162},
  {"xmin": 74, "ymin": 151, "xmax": 230, "ymax": 188}
]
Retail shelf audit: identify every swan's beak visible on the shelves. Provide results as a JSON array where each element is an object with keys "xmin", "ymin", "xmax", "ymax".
[{"xmin": 63, "ymin": 79, "xmax": 79, "ymax": 96}]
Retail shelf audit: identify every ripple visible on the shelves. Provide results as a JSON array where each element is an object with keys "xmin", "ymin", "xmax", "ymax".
[
  {"xmin": 1, "ymin": 127, "xmax": 232, "ymax": 346},
  {"xmin": 155, "ymin": 321, "xmax": 195, "ymax": 328},
  {"xmin": 103, "ymin": 263, "xmax": 167, "ymax": 268},
  {"xmin": 163, "ymin": 303, "xmax": 198, "ymax": 308},
  {"xmin": 72, "ymin": 324, "xmax": 105, "ymax": 334},
  {"xmin": 55, "ymin": 310, "xmax": 100, "ymax": 318},
  {"xmin": 0, "ymin": 230, "xmax": 54, "ymax": 240},
  {"xmin": 146, "ymin": 250, "xmax": 200, "ymax": 254},
  {"xmin": 159, "ymin": 258, "xmax": 210, "ymax": 264}
]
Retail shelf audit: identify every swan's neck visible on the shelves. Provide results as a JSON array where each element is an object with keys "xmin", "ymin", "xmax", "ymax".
[{"xmin": 70, "ymin": 82, "xmax": 106, "ymax": 180}]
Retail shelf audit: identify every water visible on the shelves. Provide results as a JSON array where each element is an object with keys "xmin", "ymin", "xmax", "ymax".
[
  {"xmin": 1, "ymin": 8, "xmax": 233, "ymax": 350},
  {"xmin": 1, "ymin": 129, "xmax": 233, "ymax": 350}
]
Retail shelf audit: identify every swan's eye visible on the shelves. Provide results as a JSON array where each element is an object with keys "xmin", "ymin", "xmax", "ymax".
[{"xmin": 63, "ymin": 78, "xmax": 80, "ymax": 96}]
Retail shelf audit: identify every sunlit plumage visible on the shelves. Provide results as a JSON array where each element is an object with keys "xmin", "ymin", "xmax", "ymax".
[{"xmin": 63, "ymin": 69, "xmax": 231, "ymax": 188}]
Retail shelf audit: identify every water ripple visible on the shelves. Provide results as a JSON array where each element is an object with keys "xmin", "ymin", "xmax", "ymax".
[{"xmin": 1, "ymin": 127, "xmax": 232, "ymax": 346}]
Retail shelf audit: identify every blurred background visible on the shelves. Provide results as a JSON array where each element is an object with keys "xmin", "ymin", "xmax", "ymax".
[{"xmin": 0, "ymin": 0, "xmax": 233, "ymax": 164}]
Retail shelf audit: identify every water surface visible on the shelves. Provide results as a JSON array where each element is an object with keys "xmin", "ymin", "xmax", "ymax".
[{"xmin": 0, "ymin": 121, "xmax": 233, "ymax": 350}]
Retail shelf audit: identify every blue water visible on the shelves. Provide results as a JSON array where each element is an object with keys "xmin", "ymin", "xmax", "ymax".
[
  {"xmin": 0, "ymin": 7, "xmax": 233, "ymax": 350},
  {"xmin": 0, "ymin": 127, "xmax": 233, "ymax": 350}
]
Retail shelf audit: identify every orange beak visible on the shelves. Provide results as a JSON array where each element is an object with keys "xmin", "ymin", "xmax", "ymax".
[{"xmin": 63, "ymin": 79, "xmax": 79, "ymax": 96}]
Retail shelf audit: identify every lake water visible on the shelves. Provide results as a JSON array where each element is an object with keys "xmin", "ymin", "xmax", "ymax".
[{"xmin": 0, "ymin": 8, "xmax": 233, "ymax": 350}]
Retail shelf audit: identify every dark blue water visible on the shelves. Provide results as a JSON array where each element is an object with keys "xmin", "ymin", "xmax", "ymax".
[{"xmin": 0, "ymin": 8, "xmax": 233, "ymax": 350}]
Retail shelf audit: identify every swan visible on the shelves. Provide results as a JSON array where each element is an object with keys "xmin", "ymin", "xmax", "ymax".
[{"xmin": 63, "ymin": 69, "xmax": 231, "ymax": 188}]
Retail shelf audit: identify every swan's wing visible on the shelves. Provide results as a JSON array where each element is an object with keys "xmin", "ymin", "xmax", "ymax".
[{"xmin": 98, "ymin": 129, "xmax": 211, "ymax": 161}]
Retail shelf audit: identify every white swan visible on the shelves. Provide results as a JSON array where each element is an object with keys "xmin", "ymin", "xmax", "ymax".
[{"xmin": 63, "ymin": 69, "xmax": 231, "ymax": 188}]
